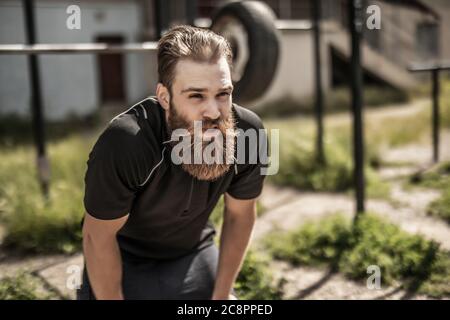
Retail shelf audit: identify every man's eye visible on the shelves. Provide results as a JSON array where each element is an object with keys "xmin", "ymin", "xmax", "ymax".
[
  {"xmin": 218, "ymin": 92, "xmax": 230, "ymax": 98},
  {"xmin": 189, "ymin": 94, "xmax": 203, "ymax": 99}
]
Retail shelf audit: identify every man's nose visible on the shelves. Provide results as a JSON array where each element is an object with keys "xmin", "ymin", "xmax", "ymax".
[{"xmin": 202, "ymin": 101, "xmax": 221, "ymax": 121}]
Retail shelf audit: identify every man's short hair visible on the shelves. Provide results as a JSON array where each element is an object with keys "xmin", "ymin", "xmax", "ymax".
[{"xmin": 157, "ymin": 25, "xmax": 233, "ymax": 91}]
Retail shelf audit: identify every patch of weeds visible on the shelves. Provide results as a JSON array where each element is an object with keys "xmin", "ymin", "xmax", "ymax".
[
  {"xmin": 265, "ymin": 214, "xmax": 450, "ymax": 298},
  {"xmin": 0, "ymin": 272, "xmax": 58, "ymax": 300},
  {"xmin": 234, "ymin": 250, "xmax": 285, "ymax": 300}
]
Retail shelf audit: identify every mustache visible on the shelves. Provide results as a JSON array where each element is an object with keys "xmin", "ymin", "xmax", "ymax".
[
  {"xmin": 167, "ymin": 103, "xmax": 236, "ymax": 144},
  {"xmin": 181, "ymin": 117, "xmax": 236, "ymax": 138},
  {"xmin": 194, "ymin": 117, "xmax": 230, "ymax": 130}
]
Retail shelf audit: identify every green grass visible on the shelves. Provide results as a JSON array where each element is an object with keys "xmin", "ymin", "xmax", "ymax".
[
  {"xmin": 407, "ymin": 161, "xmax": 450, "ymax": 224},
  {"xmin": 234, "ymin": 249, "xmax": 285, "ymax": 300},
  {"xmin": 0, "ymin": 272, "xmax": 58, "ymax": 300},
  {"xmin": 257, "ymin": 86, "xmax": 409, "ymax": 118},
  {"xmin": 368, "ymin": 82, "xmax": 449, "ymax": 149},
  {"xmin": 262, "ymin": 77, "xmax": 450, "ymax": 197},
  {"xmin": 432, "ymin": 74, "xmax": 450, "ymax": 131},
  {"xmin": 264, "ymin": 214, "xmax": 450, "ymax": 298},
  {"xmin": 409, "ymin": 161, "xmax": 450, "ymax": 190},
  {"xmin": 0, "ymin": 135, "xmax": 93, "ymax": 253},
  {"xmin": 264, "ymin": 118, "xmax": 390, "ymax": 199},
  {"xmin": 428, "ymin": 190, "xmax": 450, "ymax": 224},
  {"xmin": 0, "ymin": 111, "xmax": 101, "ymax": 149}
]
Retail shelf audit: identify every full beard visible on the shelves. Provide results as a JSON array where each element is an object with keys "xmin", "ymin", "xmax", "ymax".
[{"xmin": 167, "ymin": 100, "xmax": 237, "ymax": 181}]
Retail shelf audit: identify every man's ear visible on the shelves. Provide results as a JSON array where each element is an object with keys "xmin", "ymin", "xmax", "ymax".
[{"xmin": 156, "ymin": 83, "xmax": 170, "ymax": 111}]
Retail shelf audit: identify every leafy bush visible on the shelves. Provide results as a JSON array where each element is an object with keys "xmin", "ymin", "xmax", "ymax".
[
  {"xmin": 235, "ymin": 250, "xmax": 285, "ymax": 300},
  {"xmin": 265, "ymin": 214, "xmax": 450, "ymax": 298},
  {"xmin": 266, "ymin": 215, "xmax": 351, "ymax": 266},
  {"xmin": 269, "ymin": 135, "xmax": 354, "ymax": 192}
]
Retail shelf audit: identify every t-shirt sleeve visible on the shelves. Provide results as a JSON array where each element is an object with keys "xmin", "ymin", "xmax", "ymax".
[
  {"xmin": 83, "ymin": 124, "xmax": 153, "ymax": 220},
  {"xmin": 226, "ymin": 118, "xmax": 269, "ymax": 200}
]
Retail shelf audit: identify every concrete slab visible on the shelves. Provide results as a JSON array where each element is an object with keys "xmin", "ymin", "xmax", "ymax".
[{"xmin": 37, "ymin": 254, "xmax": 83, "ymax": 300}]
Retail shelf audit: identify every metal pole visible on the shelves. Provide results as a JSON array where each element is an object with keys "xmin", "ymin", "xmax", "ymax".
[
  {"xmin": 186, "ymin": 0, "xmax": 197, "ymax": 26},
  {"xmin": 23, "ymin": 0, "xmax": 49, "ymax": 198},
  {"xmin": 408, "ymin": 63, "xmax": 450, "ymax": 164},
  {"xmin": 312, "ymin": 0, "xmax": 325, "ymax": 165},
  {"xmin": 431, "ymin": 69, "xmax": 440, "ymax": 163},
  {"xmin": 155, "ymin": 0, "xmax": 170, "ymax": 38},
  {"xmin": 349, "ymin": 0, "xmax": 365, "ymax": 215}
]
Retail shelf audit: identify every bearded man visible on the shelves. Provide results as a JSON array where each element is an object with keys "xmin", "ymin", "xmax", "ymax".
[{"xmin": 77, "ymin": 25, "xmax": 267, "ymax": 300}]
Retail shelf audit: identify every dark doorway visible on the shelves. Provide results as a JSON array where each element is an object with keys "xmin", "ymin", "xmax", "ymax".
[{"xmin": 96, "ymin": 35, "xmax": 126, "ymax": 105}]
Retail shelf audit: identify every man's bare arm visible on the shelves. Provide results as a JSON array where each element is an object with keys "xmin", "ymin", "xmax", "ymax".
[
  {"xmin": 212, "ymin": 193, "xmax": 257, "ymax": 300},
  {"xmin": 82, "ymin": 212, "xmax": 129, "ymax": 300}
]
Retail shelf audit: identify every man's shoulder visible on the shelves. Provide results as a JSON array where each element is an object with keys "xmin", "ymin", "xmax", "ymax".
[
  {"xmin": 104, "ymin": 113, "xmax": 141, "ymax": 146},
  {"xmin": 232, "ymin": 103, "xmax": 265, "ymax": 131},
  {"xmin": 108, "ymin": 96, "xmax": 159, "ymax": 131},
  {"xmin": 96, "ymin": 97, "xmax": 161, "ymax": 154}
]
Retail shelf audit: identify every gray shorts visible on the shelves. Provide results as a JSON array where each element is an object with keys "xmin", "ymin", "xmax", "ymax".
[{"xmin": 76, "ymin": 242, "xmax": 237, "ymax": 300}]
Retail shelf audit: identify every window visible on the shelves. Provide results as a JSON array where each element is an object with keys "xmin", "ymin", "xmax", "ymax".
[{"xmin": 416, "ymin": 22, "xmax": 440, "ymax": 60}]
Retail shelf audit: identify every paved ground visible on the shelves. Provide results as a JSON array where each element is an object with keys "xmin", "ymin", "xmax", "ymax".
[
  {"xmin": 270, "ymin": 260, "xmax": 435, "ymax": 300},
  {"xmin": 253, "ymin": 182, "xmax": 449, "ymax": 250}
]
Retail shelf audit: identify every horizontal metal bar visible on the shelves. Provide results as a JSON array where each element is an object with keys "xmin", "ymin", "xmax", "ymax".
[
  {"xmin": 408, "ymin": 62, "xmax": 450, "ymax": 72},
  {"xmin": 275, "ymin": 20, "xmax": 312, "ymax": 30},
  {"xmin": 0, "ymin": 42, "xmax": 158, "ymax": 54}
]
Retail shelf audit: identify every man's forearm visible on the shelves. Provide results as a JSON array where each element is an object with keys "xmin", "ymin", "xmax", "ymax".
[
  {"xmin": 83, "ymin": 234, "xmax": 124, "ymax": 300},
  {"xmin": 212, "ymin": 208, "xmax": 256, "ymax": 299}
]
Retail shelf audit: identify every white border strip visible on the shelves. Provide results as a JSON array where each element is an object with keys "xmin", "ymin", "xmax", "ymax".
[
  {"xmin": 109, "ymin": 97, "xmax": 152, "ymax": 124},
  {"xmin": 138, "ymin": 147, "xmax": 166, "ymax": 187}
]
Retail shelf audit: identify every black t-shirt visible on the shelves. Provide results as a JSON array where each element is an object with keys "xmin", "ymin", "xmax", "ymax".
[{"xmin": 83, "ymin": 97, "xmax": 267, "ymax": 260}]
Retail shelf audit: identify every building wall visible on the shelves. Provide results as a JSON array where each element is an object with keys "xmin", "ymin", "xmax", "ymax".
[
  {"xmin": 427, "ymin": 0, "xmax": 450, "ymax": 60},
  {"xmin": 0, "ymin": 0, "xmax": 149, "ymax": 121},
  {"xmin": 376, "ymin": 1, "xmax": 435, "ymax": 66}
]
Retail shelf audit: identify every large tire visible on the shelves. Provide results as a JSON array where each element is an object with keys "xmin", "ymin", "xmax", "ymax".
[{"xmin": 211, "ymin": 1, "xmax": 280, "ymax": 103}]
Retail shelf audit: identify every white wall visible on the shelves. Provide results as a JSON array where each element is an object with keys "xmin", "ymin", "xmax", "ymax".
[{"xmin": 0, "ymin": 0, "xmax": 149, "ymax": 121}]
